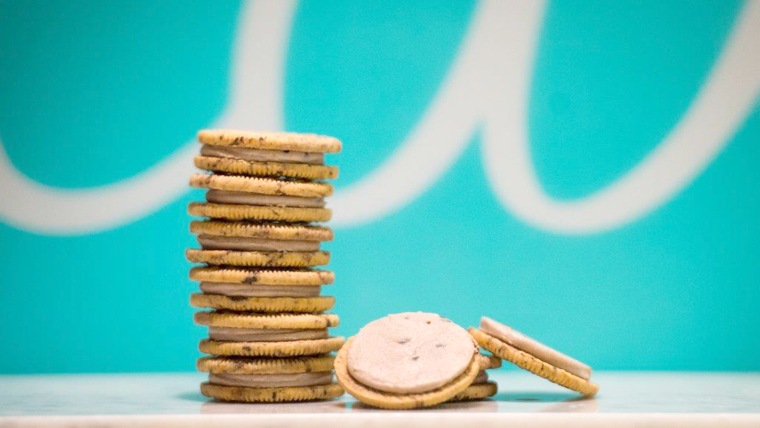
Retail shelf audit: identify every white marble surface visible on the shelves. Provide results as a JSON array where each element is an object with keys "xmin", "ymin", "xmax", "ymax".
[{"xmin": 0, "ymin": 371, "xmax": 758, "ymax": 427}]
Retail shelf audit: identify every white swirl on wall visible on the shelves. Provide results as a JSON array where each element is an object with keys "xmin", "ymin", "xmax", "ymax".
[
  {"xmin": 1, "ymin": 0, "xmax": 758, "ymax": 236},
  {"xmin": 0, "ymin": 0, "xmax": 294, "ymax": 235}
]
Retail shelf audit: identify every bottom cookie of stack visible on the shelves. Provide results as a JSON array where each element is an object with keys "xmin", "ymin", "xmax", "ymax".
[
  {"xmin": 198, "ymin": 356, "xmax": 344, "ymax": 403},
  {"xmin": 194, "ymin": 312, "xmax": 344, "ymax": 402}
]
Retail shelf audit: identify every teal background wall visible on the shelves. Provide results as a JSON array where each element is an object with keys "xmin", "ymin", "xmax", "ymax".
[{"xmin": 1, "ymin": 0, "xmax": 759, "ymax": 373}]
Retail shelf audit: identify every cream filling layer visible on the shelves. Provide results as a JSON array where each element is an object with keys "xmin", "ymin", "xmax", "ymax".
[
  {"xmin": 201, "ymin": 145, "xmax": 325, "ymax": 165},
  {"xmin": 209, "ymin": 372, "xmax": 333, "ymax": 388},
  {"xmin": 209, "ymin": 327, "xmax": 328, "ymax": 342},
  {"xmin": 198, "ymin": 235, "xmax": 321, "ymax": 252},
  {"xmin": 206, "ymin": 190, "xmax": 325, "ymax": 207},
  {"xmin": 200, "ymin": 282, "xmax": 322, "ymax": 297}
]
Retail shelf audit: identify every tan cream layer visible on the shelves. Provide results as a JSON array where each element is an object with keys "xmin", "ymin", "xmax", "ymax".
[
  {"xmin": 208, "ymin": 327, "xmax": 328, "ymax": 342},
  {"xmin": 199, "ymin": 282, "xmax": 322, "ymax": 297},
  {"xmin": 201, "ymin": 145, "xmax": 325, "ymax": 165},
  {"xmin": 206, "ymin": 190, "xmax": 326, "ymax": 207},
  {"xmin": 209, "ymin": 372, "xmax": 333, "ymax": 388},
  {"xmin": 198, "ymin": 235, "xmax": 321, "ymax": 252}
]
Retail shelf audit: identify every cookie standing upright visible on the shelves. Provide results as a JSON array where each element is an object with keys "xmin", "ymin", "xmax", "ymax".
[{"xmin": 187, "ymin": 129, "xmax": 344, "ymax": 403}]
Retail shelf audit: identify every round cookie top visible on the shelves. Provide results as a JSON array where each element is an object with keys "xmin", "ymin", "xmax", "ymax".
[
  {"xmin": 190, "ymin": 221, "xmax": 333, "ymax": 241},
  {"xmin": 347, "ymin": 312, "xmax": 477, "ymax": 394},
  {"xmin": 198, "ymin": 129, "xmax": 342, "ymax": 153}
]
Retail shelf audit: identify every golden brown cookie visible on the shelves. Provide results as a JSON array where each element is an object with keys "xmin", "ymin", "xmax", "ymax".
[
  {"xmin": 190, "ymin": 293, "xmax": 334, "ymax": 313},
  {"xmin": 190, "ymin": 174, "xmax": 333, "ymax": 197},
  {"xmin": 469, "ymin": 328, "xmax": 599, "ymax": 397},
  {"xmin": 188, "ymin": 202, "xmax": 331, "ymax": 222},
  {"xmin": 189, "ymin": 266, "xmax": 334, "ymax": 286},
  {"xmin": 198, "ymin": 129, "xmax": 342, "ymax": 153},
  {"xmin": 199, "ymin": 337, "xmax": 345, "ymax": 357},
  {"xmin": 197, "ymin": 355, "xmax": 335, "ymax": 374},
  {"xmin": 194, "ymin": 156, "xmax": 338, "ymax": 180},
  {"xmin": 190, "ymin": 221, "xmax": 332, "ymax": 241},
  {"xmin": 186, "ymin": 249, "xmax": 330, "ymax": 267},
  {"xmin": 194, "ymin": 312, "xmax": 339, "ymax": 329},
  {"xmin": 200, "ymin": 382, "xmax": 344, "ymax": 403}
]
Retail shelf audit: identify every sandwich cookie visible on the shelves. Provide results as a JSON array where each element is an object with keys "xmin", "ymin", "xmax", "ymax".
[
  {"xmin": 196, "ymin": 312, "xmax": 343, "ymax": 358},
  {"xmin": 449, "ymin": 354, "xmax": 500, "ymax": 402},
  {"xmin": 335, "ymin": 312, "xmax": 480, "ymax": 409},
  {"xmin": 189, "ymin": 174, "xmax": 332, "ymax": 222},
  {"xmin": 195, "ymin": 128, "xmax": 341, "ymax": 182},
  {"xmin": 190, "ymin": 267, "xmax": 335, "ymax": 312},
  {"xmin": 197, "ymin": 355, "xmax": 343, "ymax": 402},
  {"xmin": 187, "ymin": 221, "xmax": 333, "ymax": 267},
  {"xmin": 469, "ymin": 317, "xmax": 599, "ymax": 397}
]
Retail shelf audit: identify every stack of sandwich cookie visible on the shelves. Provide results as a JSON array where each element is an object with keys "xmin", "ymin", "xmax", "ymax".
[
  {"xmin": 188, "ymin": 129, "xmax": 344, "ymax": 402},
  {"xmin": 469, "ymin": 316, "xmax": 599, "ymax": 397}
]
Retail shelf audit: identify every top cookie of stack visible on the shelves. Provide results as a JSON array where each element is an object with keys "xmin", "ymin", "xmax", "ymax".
[
  {"xmin": 187, "ymin": 129, "xmax": 344, "ymax": 403},
  {"xmin": 190, "ymin": 129, "xmax": 340, "ymax": 228}
]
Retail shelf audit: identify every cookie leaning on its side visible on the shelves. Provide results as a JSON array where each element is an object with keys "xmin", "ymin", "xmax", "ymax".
[{"xmin": 470, "ymin": 317, "xmax": 599, "ymax": 397}]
